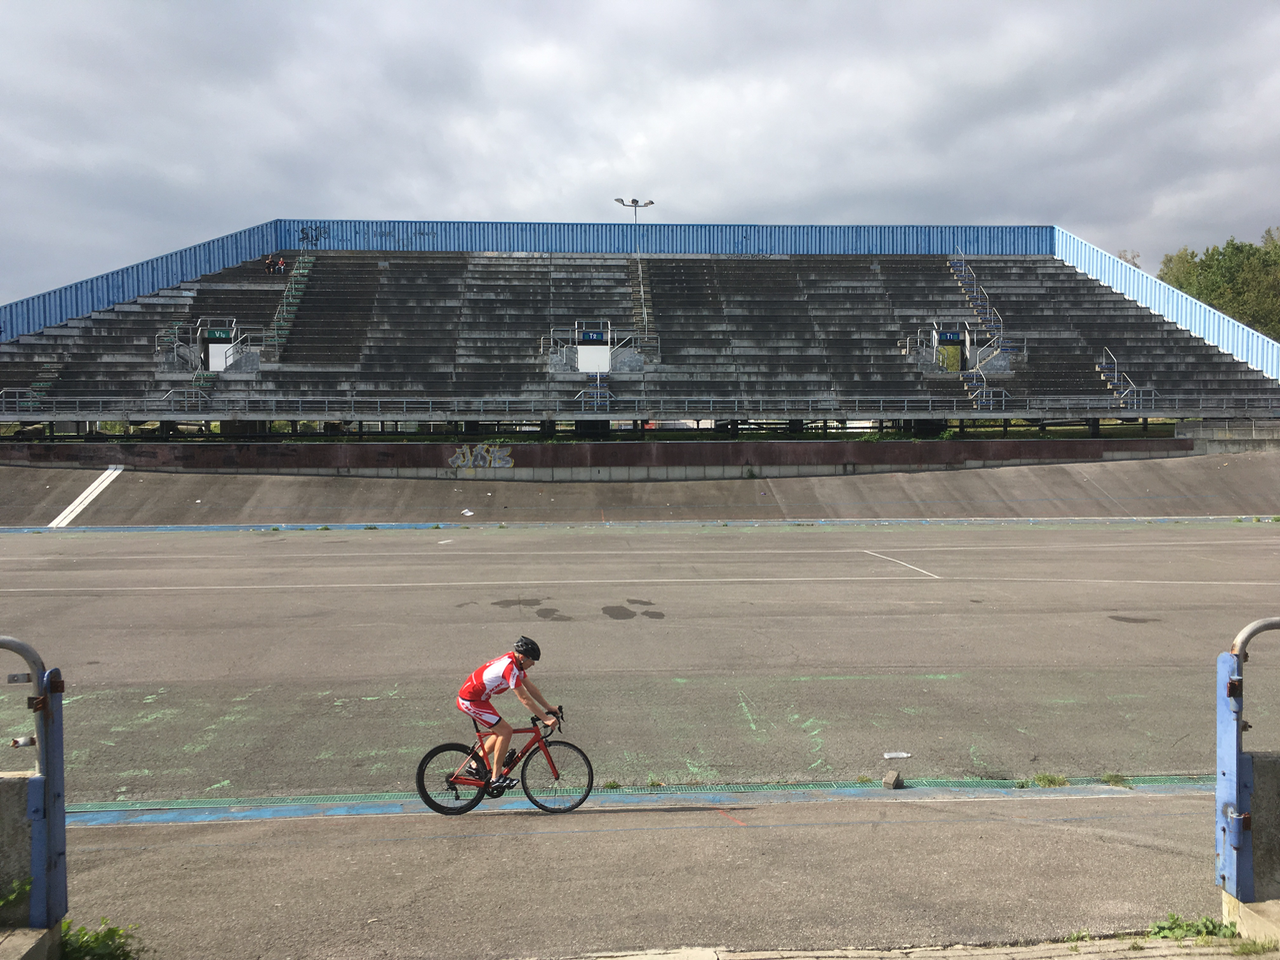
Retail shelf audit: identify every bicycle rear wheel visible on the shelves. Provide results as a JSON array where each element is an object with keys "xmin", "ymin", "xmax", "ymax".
[
  {"xmin": 521, "ymin": 740, "xmax": 593, "ymax": 813},
  {"xmin": 417, "ymin": 743, "xmax": 486, "ymax": 815}
]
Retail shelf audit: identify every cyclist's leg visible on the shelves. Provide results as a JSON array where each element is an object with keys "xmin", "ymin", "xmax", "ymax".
[
  {"xmin": 458, "ymin": 697, "xmax": 508, "ymax": 779},
  {"xmin": 487, "ymin": 717, "xmax": 514, "ymax": 779}
]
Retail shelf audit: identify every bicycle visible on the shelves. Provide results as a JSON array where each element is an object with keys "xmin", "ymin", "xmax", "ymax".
[{"xmin": 415, "ymin": 706, "xmax": 594, "ymax": 815}]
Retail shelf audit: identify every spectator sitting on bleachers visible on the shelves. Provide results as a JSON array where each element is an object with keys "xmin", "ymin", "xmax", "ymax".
[
  {"xmin": 275, "ymin": 257, "xmax": 287, "ymax": 274},
  {"xmin": 263, "ymin": 254, "xmax": 274, "ymax": 275}
]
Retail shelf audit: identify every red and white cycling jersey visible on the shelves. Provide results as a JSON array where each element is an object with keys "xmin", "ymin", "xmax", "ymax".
[{"xmin": 458, "ymin": 652, "xmax": 525, "ymax": 702}]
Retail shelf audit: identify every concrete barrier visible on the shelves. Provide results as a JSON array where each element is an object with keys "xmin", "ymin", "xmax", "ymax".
[
  {"xmin": 0, "ymin": 436, "xmax": 1197, "ymax": 481},
  {"xmin": 1178, "ymin": 420, "xmax": 1280, "ymax": 454},
  {"xmin": 0, "ymin": 927, "xmax": 58, "ymax": 960},
  {"xmin": 0, "ymin": 772, "xmax": 59, "ymax": 959},
  {"xmin": 0, "ymin": 639, "xmax": 65, "ymax": 952},
  {"xmin": 1226, "ymin": 752, "xmax": 1280, "ymax": 942},
  {"xmin": 0, "ymin": 774, "xmax": 32, "ymax": 928},
  {"xmin": 1253, "ymin": 753, "xmax": 1280, "ymax": 902}
]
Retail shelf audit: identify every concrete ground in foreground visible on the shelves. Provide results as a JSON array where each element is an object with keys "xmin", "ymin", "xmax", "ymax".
[{"xmin": 65, "ymin": 790, "xmax": 1217, "ymax": 960}]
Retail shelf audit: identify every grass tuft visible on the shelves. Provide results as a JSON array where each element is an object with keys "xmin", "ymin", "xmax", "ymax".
[
  {"xmin": 1233, "ymin": 941, "xmax": 1279, "ymax": 955},
  {"xmin": 61, "ymin": 918, "xmax": 147, "ymax": 959},
  {"xmin": 1034, "ymin": 773, "xmax": 1069, "ymax": 788},
  {"xmin": 0, "ymin": 877, "xmax": 31, "ymax": 910},
  {"xmin": 1148, "ymin": 913, "xmax": 1237, "ymax": 940}
]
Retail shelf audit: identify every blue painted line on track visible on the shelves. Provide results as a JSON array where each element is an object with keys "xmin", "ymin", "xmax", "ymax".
[{"xmin": 67, "ymin": 782, "xmax": 1212, "ymax": 826}]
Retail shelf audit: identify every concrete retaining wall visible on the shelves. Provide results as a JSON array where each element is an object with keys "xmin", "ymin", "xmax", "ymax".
[
  {"xmin": 0, "ymin": 437, "xmax": 1195, "ymax": 481},
  {"xmin": 1223, "ymin": 752, "xmax": 1280, "ymax": 940},
  {"xmin": 0, "ymin": 774, "xmax": 31, "ymax": 929},
  {"xmin": 1254, "ymin": 752, "xmax": 1280, "ymax": 902},
  {"xmin": 1178, "ymin": 420, "xmax": 1280, "ymax": 455}
]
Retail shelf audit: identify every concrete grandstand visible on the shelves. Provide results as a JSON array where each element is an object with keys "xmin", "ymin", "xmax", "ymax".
[{"xmin": 1, "ymin": 221, "xmax": 1278, "ymax": 436}]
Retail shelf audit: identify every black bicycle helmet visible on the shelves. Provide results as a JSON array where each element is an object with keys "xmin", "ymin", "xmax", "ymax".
[{"xmin": 514, "ymin": 636, "xmax": 541, "ymax": 661}]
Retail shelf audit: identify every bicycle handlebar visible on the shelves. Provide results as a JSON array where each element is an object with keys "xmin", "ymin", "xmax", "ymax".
[{"xmin": 532, "ymin": 705, "xmax": 564, "ymax": 736}]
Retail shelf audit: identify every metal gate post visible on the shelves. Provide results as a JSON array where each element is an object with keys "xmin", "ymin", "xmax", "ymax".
[
  {"xmin": 0, "ymin": 636, "xmax": 67, "ymax": 930},
  {"xmin": 1216, "ymin": 618, "xmax": 1280, "ymax": 903},
  {"xmin": 1217, "ymin": 648, "xmax": 1254, "ymax": 901},
  {"xmin": 40, "ymin": 666, "xmax": 67, "ymax": 924}
]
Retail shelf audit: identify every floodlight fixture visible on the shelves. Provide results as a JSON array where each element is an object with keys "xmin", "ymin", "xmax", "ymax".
[{"xmin": 615, "ymin": 198, "xmax": 655, "ymax": 222}]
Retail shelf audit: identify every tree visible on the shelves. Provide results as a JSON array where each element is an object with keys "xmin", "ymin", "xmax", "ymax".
[{"xmin": 1158, "ymin": 228, "xmax": 1280, "ymax": 342}]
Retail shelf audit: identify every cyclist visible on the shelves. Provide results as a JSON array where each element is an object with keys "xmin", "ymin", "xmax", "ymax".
[{"xmin": 456, "ymin": 636, "xmax": 559, "ymax": 790}]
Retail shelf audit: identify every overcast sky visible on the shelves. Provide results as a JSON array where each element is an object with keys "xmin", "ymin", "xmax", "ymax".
[{"xmin": 2, "ymin": 0, "xmax": 1278, "ymax": 306}]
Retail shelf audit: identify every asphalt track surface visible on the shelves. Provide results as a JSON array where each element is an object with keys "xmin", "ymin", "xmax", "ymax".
[{"xmin": 1, "ymin": 452, "xmax": 1279, "ymax": 958}]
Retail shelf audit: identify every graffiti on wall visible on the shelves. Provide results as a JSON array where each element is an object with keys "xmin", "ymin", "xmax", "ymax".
[
  {"xmin": 297, "ymin": 224, "xmax": 331, "ymax": 246},
  {"xmin": 448, "ymin": 444, "xmax": 514, "ymax": 469}
]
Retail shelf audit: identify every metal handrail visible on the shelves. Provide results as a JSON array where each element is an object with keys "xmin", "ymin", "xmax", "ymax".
[
  {"xmin": 261, "ymin": 255, "xmax": 315, "ymax": 361},
  {"xmin": 949, "ymin": 253, "xmax": 1015, "ymax": 373},
  {"xmin": 1229, "ymin": 618, "xmax": 1280, "ymax": 656},
  {"xmin": 226, "ymin": 325, "xmax": 267, "ymax": 367},
  {"xmin": 5, "ymin": 391, "xmax": 1274, "ymax": 420},
  {"xmin": 1100, "ymin": 347, "xmax": 1119, "ymax": 377},
  {"xmin": 1097, "ymin": 350, "xmax": 1160, "ymax": 407}
]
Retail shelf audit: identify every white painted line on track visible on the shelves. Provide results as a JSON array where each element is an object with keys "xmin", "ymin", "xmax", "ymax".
[
  {"xmin": 2, "ymin": 538, "xmax": 1275, "ymax": 567},
  {"xmin": 47, "ymin": 465, "xmax": 125, "ymax": 528},
  {"xmin": 5, "ymin": 574, "xmax": 1278, "ymax": 594},
  {"xmin": 0, "ymin": 574, "xmax": 937, "ymax": 593},
  {"xmin": 863, "ymin": 550, "xmax": 942, "ymax": 579}
]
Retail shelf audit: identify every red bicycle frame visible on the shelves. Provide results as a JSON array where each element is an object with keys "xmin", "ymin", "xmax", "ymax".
[{"xmin": 453, "ymin": 716, "xmax": 563, "ymax": 787}]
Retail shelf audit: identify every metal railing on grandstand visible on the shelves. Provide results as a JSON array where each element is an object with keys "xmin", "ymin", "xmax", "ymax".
[{"xmin": 3, "ymin": 391, "xmax": 1279, "ymax": 422}]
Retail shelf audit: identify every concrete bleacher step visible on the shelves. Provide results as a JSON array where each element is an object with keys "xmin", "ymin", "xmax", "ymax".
[{"xmin": 3, "ymin": 250, "xmax": 1276, "ymax": 413}]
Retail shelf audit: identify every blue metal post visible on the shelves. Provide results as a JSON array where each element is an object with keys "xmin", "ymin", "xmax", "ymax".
[
  {"xmin": 40, "ymin": 668, "xmax": 67, "ymax": 923},
  {"xmin": 1217, "ymin": 650, "xmax": 1254, "ymax": 901},
  {"xmin": 26, "ymin": 775, "xmax": 48, "ymax": 928},
  {"xmin": 0, "ymin": 638, "xmax": 67, "ymax": 930},
  {"xmin": 1216, "ymin": 617, "xmax": 1280, "ymax": 904}
]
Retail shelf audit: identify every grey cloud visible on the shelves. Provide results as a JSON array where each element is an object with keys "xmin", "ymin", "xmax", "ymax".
[{"xmin": 1, "ymin": 0, "xmax": 1278, "ymax": 304}]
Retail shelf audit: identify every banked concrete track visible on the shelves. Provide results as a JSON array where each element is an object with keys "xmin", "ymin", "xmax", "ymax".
[{"xmin": 2, "ymin": 448, "xmax": 1279, "ymax": 528}]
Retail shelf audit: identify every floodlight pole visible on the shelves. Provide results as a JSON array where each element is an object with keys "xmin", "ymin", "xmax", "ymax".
[{"xmin": 615, "ymin": 199, "xmax": 655, "ymax": 332}]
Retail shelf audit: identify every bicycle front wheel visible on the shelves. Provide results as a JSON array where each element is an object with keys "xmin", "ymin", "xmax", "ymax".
[
  {"xmin": 417, "ymin": 743, "xmax": 486, "ymax": 815},
  {"xmin": 521, "ymin": 740, "xmax": 593, "ymax": 813}
]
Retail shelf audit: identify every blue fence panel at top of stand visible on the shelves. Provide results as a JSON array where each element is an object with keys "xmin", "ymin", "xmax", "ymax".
[
  {"xmin": 1053, "ymin": 227, "xmax": 1280, "ymax": 381},
  {"xmin": 2, "ymin": 221, "xmax": 1053, "ymax": 340},
  {"xmin": 276, "ymin": 220, "xmax": 1055, "ymax": 257}
]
